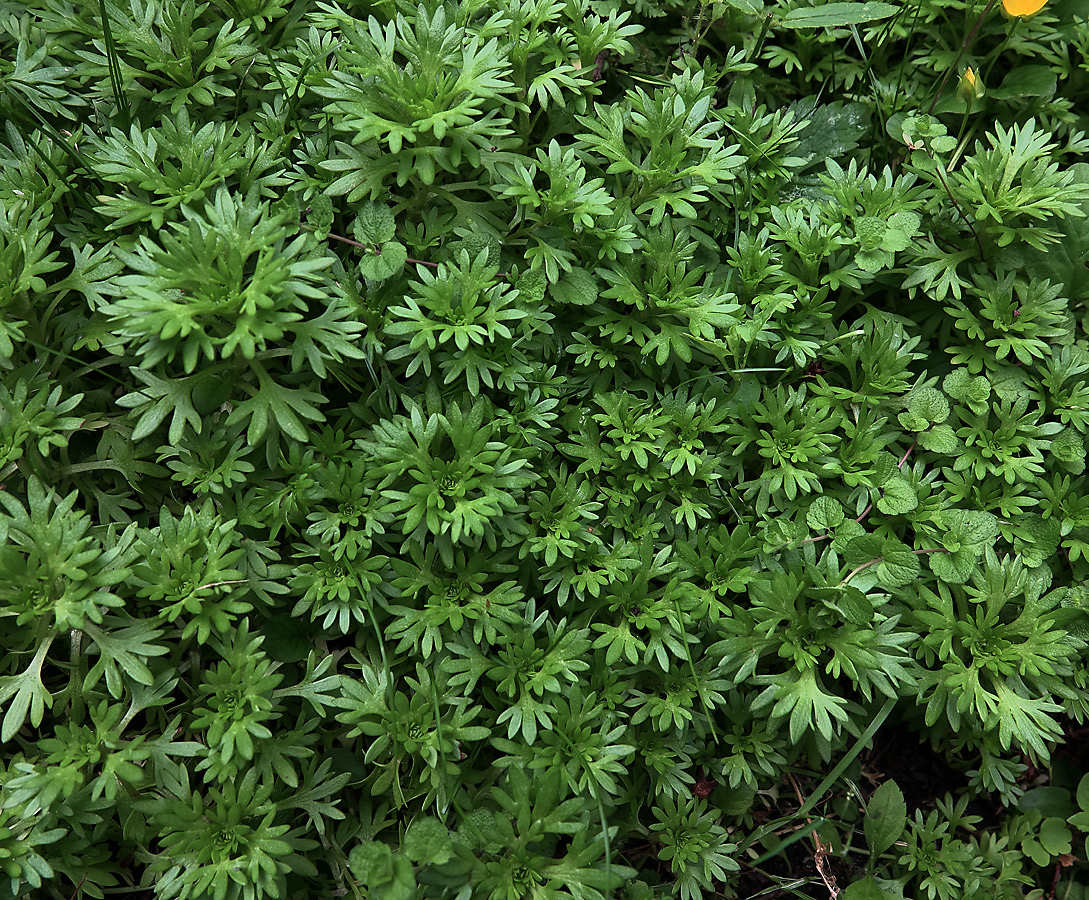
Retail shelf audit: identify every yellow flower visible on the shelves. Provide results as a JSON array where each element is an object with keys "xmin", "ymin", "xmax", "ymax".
[
  {"xmin": 957, "ymin": 67, "xmax": 986, "ymax": 101},
  {"xmin": 1001, "ymin": 0, "xmax": 1047, "ymax": 17}
]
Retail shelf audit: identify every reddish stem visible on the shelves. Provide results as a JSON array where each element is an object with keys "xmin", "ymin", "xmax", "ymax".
[
  {"xmin": 841, "ymin": 547, "xmax": 947, "ymax": 585},
  {"xmin": 68, "ymin": 873, "xmax": 88, "ymax": 900},
  {"xmin": 324, "ymin": 230, "xmax": 509, "ymax": 277},
  {"xmin": 898, "ymin": 440, "xmax": 916, "ymax": 468}
]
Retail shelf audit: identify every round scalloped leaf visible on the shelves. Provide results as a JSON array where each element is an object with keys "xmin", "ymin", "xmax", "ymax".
[
  {"xmin": 1013, "ymin": 516, "xmax": 1061, "ymax": 568},
  {"xmin": 762, "ymin": 515, "xmax": 803, "ymax": 550},
  {"xmin": 872, "ymin": 451, "xmax": 900, "ymax": 483},
  {"xmin": 514, "ymin": 267, "xmax": 546, "ymax": 305},
  {"xmin": 1052, "ymin": 428, "xmax": 1086, "ymax": 474},
  {"xmin": 884, "ymin": 211, "xmax": 921, "ymax": 252},
  {"xmin": 876, "ymin": 539, "xmax": 921, "ymax": 588},
  {"xmin": 1039, "ymin": 817, "xmax": 1073, "ymax": 856},
  {"xmin": 348, "ymin": 841, "xmax": 395, "ymax": 885},
  {"xmin": 907, "ymin": 387, "xmax": 949, "ymax": 424},
  {"xmin": 807, "ymin": 496, "xmax": 845, "ymax": 532},
  {"xmin": 991, "ymin": 367, "xmax": 1036, "ymax": 402},
  {"xmin": 857, "ymin": 217, "xmax": 886, "ymax": 251},
  {"xmin": 897, "ymin": 410, "xmax": 929, "ymax": 432},
  {"xmin": 831, "ymin": 518, "xmax": 867, "ymax": 552},
  {"xmin": 856, "ymin": 247, "xmax": 889, "ymax": 273},
  {"xmin": 845, "ymin": 533, "xmax": 883, "ymax": 568},
  {"xmin": 943, "ymin": 369, "xmax": 990, "ymax": 410},
  {"xmin": 918, "ymin": 424, "xmax": 958, "ymax": 454},
  {"xmin": 451, "ymin": 232, "xmax": 501, "ymax": 269},
  {"xmin": 550, "ymin": 266, "xmax": 599, "ymax": 305},
  {"xmin": 1022, "ymin": 836, "xmax": 1050, "ymax": 868},
  {"xmin": 403, "ymin": 816, "xmax": 453, "ymax": 865},
  {"xmin": 374, "ymin": 855, "xmax": 416, "ymax": 900},
  {"xmin": 943, "ymin": 509, "xmax": 998, "ymax": 549},
  {"xmin": 1019, "ymin": 786, "xmax": 1078, "ymax": 817},
  {"xmin": 928, "ymin": 548, "xmax": 977, "ymax": 583},
  {"xmin": 876, "ymin": 476, "xmax": 917, "ymax": 515},
  {"xmin": 359, "ymin": 241, "xmax": 407, "ymax": 281},
  {"xmin": 833, "ymin": 585, "xmax": 874, "ymax": 624},
  {"xmin": 308, "ymin": 193, "xmax": 334, "ymax": 241},
  {"xmin": 457, "ymin": 808, "xmax": 500, "ymax": 852},
  {"xmin": 353, "ymin": 201, "xmax": 397, "ymax": 246}
]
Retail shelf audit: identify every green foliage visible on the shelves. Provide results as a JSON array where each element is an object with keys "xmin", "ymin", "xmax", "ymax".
[{"xmin": 2, "ymin": 0, "xmax": 1089, "ymax": 898}]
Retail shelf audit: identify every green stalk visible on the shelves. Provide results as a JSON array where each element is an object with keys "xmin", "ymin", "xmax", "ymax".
[
  {"xmin": 672, "ymin": 594, "xmax": 719, "ymax": 745},
  {"xmin": 97, "ymin": 0, "xmax": 130, "ymax": 131},
  {"xmin": 68, "ymin": 629, "xmax": 87, "ymax": 727},
  {"xmin": 736, "ymin": 696, "xmax": 897, "ymax": 854},
  {"xmin": 982, "ymin": 16, "xmax": 1021, "ymax": 86},
  {"xmin": 746, "ymin": 14, "xmax": 775, "ymax": 64},
  {"xmin": 928, "ymin": 0, "xmax": 1000, "ymax": 114},
  {"xmin": 749, "ymin": 817, "xmax": 829, "ymax": 866},
  {"xmin": 794, "ymin": 696, "xmax": 896, "ymax": 820}
]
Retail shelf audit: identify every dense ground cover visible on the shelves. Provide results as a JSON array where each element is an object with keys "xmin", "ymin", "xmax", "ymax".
[{"xmin": 3, "ymin": 0, "xmax": 1089, "ymax": 897}]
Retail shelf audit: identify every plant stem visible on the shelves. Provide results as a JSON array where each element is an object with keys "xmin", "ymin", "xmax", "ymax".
[
  {"xmin": 321, "ymin": 229, "xmax": 510, "ymax": 277},
  {"xmin": 68, "ymin": 628, "xmax": 86, "ymax": 726},
  {"xmin": 928, "ymin": 0, "xmax": 1000, "ymax": 114},
  {"xmin": 982, "ymin": 17, "xmax": 1020, "ymax": 86},
  {"xmin": 841, "ymin": 547, "xmax": 947, "ymax": 585},
  {"xmin": 924, "ymin": 147, "xmax": 986, "ymax": 259}
]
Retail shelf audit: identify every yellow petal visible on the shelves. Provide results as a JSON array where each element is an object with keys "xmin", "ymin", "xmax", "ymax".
[{"xmin": 1002, "ymin": 0, "xmax": 1047, "ymax": 16}]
